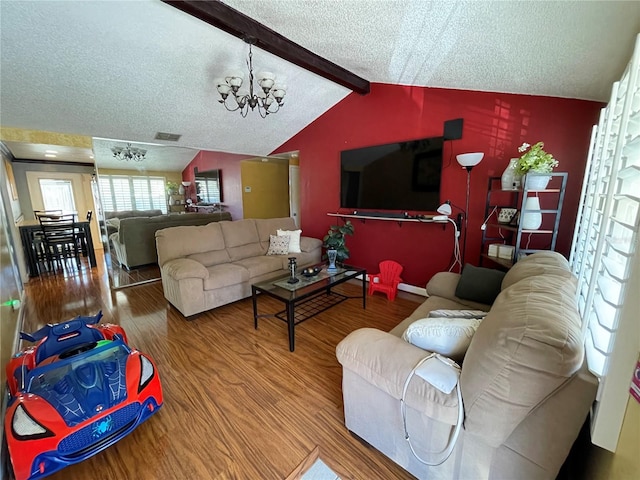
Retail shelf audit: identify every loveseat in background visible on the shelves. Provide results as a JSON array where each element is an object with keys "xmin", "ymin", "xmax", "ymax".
[
  {"xmin": 337, "ymin": 251, "xmax": 597, "ymax": 480},
  {"xmin": 110, "ymin": 212, "xmax": 231, "ymax": 269},
  {"xmin": 104, "ymin": 209, "xmax": 163, "ymax": 236},
  {"xmin": 156, "ymin": 217, "xmax": 322, "ymax": 317}
]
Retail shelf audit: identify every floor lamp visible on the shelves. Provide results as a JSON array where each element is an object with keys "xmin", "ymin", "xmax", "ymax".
[{"xmin": 456, "ymin": 152, "xmax": 484, "ymax": 265}]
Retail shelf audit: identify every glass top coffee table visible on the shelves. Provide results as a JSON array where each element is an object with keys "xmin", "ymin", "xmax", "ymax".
[{"xmin": 251, "ymin": 265, "xmax": 367, "ymax": 351}]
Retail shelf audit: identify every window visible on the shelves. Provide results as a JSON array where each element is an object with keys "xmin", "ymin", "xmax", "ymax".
[
  {"xmin": 39, "ymin": 179, "xmax": 76, "ymax": 212},
  {"xmin": 570, "ymin": 34, "xmax": 639, "ymax": 452},
  {"xmin": 194, "ymin": 169, "xmax": 223, "ymax": 203},
  {"xmin": 98, "ymin": 175, "xmax": 166, "ymax": 213}
]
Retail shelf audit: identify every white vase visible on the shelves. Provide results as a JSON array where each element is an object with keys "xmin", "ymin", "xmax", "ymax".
[
  {"xmin": 525, "ymin": 173, "xmax": 551, "ymax": 190},
  {"xmin": 178, "ymin": 184, "xmax": 185, "ymax": 195},
  {"xmin": 521, "ymin": 197, "xmax": 542, "ymax": 230},
  {"xmin": 501, "ymin": 158, "xmax": 522, "ymax": 190}
]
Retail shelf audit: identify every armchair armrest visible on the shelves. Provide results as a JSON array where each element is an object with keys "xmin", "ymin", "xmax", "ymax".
[
  {"xmin": 163, "ymin": 258, "xmax": 209, "ymax": 280},
  {"xmin": 426, "ymin": 272, "xmax": 491, "ymax": 310},
  {"xmin": 300, "ymin": 236, "xmax": 322, "ymax": 253},
  {"xmin": 425, "ymin": 272, "xmax": 461, "ymax": 299},
  {"xmin": 336, "ymin": 328, "xmax": 459, "ymax": 424}
]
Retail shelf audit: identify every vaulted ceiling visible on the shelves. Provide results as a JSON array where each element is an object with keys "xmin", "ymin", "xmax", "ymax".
[{"xmin": 1, "ymin": 1, "xmax": 638, "ymax": 171}]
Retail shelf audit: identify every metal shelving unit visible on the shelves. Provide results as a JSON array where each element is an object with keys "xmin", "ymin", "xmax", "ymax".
[{"xmin": 480, "ymin": 172, "xmax": 568, "ymax": 268}]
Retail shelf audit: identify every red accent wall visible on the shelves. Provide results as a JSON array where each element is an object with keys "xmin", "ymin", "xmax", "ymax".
[
  {"xmin": 273, "ymin": 83, "xmax": 603, "ymax": 287},
  {"xmin": 182, "ymin": 150, "xmax": 250, "ymax": 221}
]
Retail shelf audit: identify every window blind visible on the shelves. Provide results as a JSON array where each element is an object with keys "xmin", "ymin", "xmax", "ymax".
[
  {"xmin": 570, "ymin": 34, "xmax": 640, "ymax": 452},
  {"xmin": 98, "ymin": 175, "xmax": 167, "ymax": 214}
]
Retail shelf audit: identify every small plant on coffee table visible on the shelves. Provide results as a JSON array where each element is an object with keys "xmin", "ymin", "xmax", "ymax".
[{"xmin": 323, "ymin": 220, "xmax": 355, "ymax": 264}]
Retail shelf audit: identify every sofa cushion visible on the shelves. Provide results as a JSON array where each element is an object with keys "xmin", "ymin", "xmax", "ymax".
[
  {"xmin": 220, "ymin": 219, "xmax": 259, "ymax": 247},
  {"xmin": 277, "ymin": 228, "xmax": 302, "ymax": 253},
  {"xmin": 460, "ymin": 273, "xmax": 584, "ymax": 446},
  {"xmin": 227, "ymin": 243, "xmax": 266, "ymax": 262},
  {"xmin": 188, "ymin": 249, "xmax": 231, "ymax": 267},
  {"xmin": 203, "ymin": 263, "xmax": 250, "ymax": 290},
  {"xmin": 266, "ymin": 235, "xmax": 290, "ymax": 255},
  {"xmin": 255, "ymin": 217, "xmax": 298, "ymax": 243},
  {"xmin": 156, "ymin": 222, "xmax": 227, "ymax": 266},
  {"xmin": 455, "ymin": 264, "xmax": 505, "ymax": 305},
  {"xmin": 402, "ymin": 317, "xmax": 482, "ymax": 360},
  {"xmin": 233, "ymin": 256, "xmax": 283, "ymax": 278}
]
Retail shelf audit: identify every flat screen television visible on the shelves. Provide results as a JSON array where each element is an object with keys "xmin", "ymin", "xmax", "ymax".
[{"xmin": 340, "ymin": 136, "xmax": 444, "ymax": 212}]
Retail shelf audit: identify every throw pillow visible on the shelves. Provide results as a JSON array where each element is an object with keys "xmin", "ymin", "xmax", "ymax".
[
  {"xmin": 428, "ymin": 309, "xmax": 488, "ymax": 319},
  {"xmin": 454, "ymin": 264, "xmax": 506, "ymax": 305},
  {"xmin": 266, "ymin": 235, "xmax": 290, "ymax": 255},
  {"xmin": 402, "ymin": 317, "xmax": 483, "ymax": 360},
  {"xmin": 276, "ymin": 228, "xmax": 302, "ymax": 253}
]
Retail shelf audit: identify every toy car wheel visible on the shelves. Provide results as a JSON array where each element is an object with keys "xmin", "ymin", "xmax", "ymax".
[{"xmin": 1, "ymin": 423, "xmax": 15, "ymax": 480}]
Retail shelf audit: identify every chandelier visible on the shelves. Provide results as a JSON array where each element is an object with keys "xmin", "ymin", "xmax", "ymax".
[
  {"xmin": 111, "ymin": 143, "xmax": 147, "ymax": 162},
  {"xmin": 215, "ymin": 39, "xmax": 286, "ymax": 118}
]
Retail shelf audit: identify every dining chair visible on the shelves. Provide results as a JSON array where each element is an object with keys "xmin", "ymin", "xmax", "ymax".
[
  {"xmin": 38, "ymin": 213, "xmax": 81, "ymax": 273},
  {"xmin": 33, "ymin": 210, "xmax": 63, "ymax": 267},
  {"xmin": 76, "ymin": 210, "xmax": 93, "ymax": 256}
]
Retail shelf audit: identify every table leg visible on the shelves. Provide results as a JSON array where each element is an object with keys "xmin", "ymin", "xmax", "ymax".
[
  {"xmin": 287, "ymin": 303, "xmax": 295, "ymax": 352},
  {"xmin": 252, "ymin": 286, "xmax": 259, "ymax": 329},
  {"xmin": 19, "ymin": 227, "xmax": 39, "ymax": 277},
  {"xmin": 84, "ymin": 224, "xmax": 97, "ymax": 267},
  {"xmin": 362, "ymin": 270, "xmax": 367, "ymax": 309}
]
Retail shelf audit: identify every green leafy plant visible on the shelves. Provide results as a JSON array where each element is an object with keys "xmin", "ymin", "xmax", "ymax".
[
  {"xmin": 514, "ymin": 142, "xmax": 558, "ymax": 175},
  {"xmin": 323, "ymin": 220, "xmax": 355, "ymax": 263},
  {"xmin": 166, "ymin": 181, "xmax": 179, "ymax": 194}
]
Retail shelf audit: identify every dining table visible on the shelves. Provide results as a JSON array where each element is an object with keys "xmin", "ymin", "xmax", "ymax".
[{"xmin": 18, "ymin": 218, "xmax": 97, "ymax": 277}]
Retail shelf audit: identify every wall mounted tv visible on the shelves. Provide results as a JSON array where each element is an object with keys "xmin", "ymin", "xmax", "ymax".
[{"xmin": 340, "ymin": 136, "xmax": 444, "ymax": 212}]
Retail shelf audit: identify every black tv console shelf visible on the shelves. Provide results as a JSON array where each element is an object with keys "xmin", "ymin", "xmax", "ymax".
[{"xmin": 327, "ymin": 212, "xmax": 447, "ymax": 227}]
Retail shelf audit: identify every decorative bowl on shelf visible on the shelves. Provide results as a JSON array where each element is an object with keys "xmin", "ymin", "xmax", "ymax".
[{"xmin": 301, "ymin": 266, "xmax": 321, "ymax": 278}]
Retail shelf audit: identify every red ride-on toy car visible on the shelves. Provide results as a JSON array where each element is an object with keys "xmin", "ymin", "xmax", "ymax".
[{"xmin": 4, "ymin": 311, "xmax": 163, "ymax": 480}]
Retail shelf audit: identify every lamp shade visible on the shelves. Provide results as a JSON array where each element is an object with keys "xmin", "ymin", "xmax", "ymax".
[
  {"xmin": 437, "ymin": 202, "xmax": 452, "ymax": 216},
  {"xmin": 456, "ymin": 152, "xmax": 484, "ymax": 168}
]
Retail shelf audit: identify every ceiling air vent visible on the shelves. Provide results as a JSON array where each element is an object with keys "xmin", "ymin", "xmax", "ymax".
[{"xmin": 154, "ymin": 132, "xmax": 182, "ymax": 142}]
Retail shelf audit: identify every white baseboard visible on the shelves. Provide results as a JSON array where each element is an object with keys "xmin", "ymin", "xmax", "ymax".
[
  {"xmin": 356, "ymin": 274, "xmax": 427, "ymax": 297},
  {"xmin": 398, "ymin": 283, "xmax": 427, "ymax": 297}
]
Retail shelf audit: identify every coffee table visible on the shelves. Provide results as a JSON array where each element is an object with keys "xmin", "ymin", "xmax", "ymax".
[{"xmin": 251, "ymin": 265, "xmax": 367, "ymax": 351}]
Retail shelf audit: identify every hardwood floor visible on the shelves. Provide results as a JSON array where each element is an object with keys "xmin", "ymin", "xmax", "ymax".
[{"xmin": 17, "ymin": 252, "xmax": 421, "ymax": 479}]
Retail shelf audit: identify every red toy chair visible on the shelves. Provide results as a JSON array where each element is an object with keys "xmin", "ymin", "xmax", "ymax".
[{"xmin": 368, "ymin": 260, "xmax": 403, "ymax": 301}]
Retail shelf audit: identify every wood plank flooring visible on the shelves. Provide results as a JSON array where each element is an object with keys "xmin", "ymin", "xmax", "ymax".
[{"xmin": 17, "ymin": 253, "xmax": 422, "ymax": 479}]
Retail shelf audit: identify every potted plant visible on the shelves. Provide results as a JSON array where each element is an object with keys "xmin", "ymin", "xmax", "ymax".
[
  {"xmin": 514, "ymin": 142, "xmax": 559, "ymax": 189},
  {"xmin": 323, "ymin": 221, "xmax": 355, "ymax": 271},
  {"xmin": 166, "ymin": 181, "xmax": 178, "ymax": 195}
]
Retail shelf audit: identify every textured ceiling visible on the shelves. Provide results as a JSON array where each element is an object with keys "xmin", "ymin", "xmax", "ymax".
[{"xmin": 1, "ymin": 0, "xmax": 638, "ymax": 172}]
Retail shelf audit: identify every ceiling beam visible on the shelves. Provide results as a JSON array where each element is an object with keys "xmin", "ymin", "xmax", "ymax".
[{"xmin": 161, "ymin": 0, "xmax": 370, "ymax": 95}]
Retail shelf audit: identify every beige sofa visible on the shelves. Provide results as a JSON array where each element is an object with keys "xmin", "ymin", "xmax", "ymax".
[
  {"xmin": 156, "ymin": 217, "xmax": 322, "ymax": 317},
  {"xmin": 110, "ymin": 212, "xmax": 231, "ymax": 269},
  {"xmin": 336, "ymin": 251, "xmax": 597, "ymax": 480}
]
